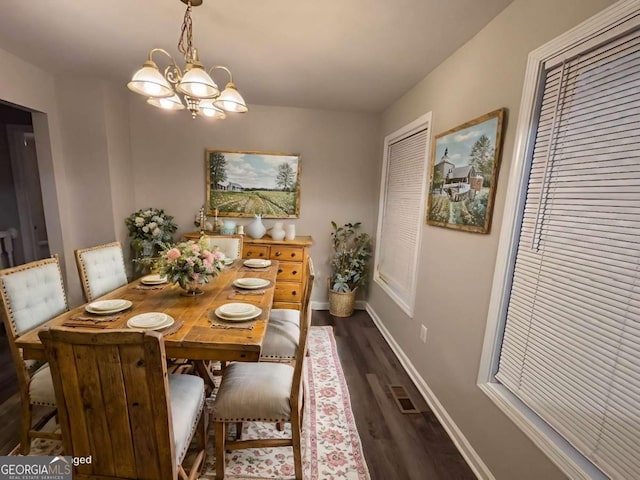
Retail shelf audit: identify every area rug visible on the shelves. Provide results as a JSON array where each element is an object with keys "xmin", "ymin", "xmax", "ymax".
[{"xmin": 16, "ymin": 326, "xmax": 371, "ymax": 480}]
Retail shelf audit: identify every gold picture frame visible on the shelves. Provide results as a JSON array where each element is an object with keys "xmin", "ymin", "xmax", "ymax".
[
  {"xmin": 426, "ymin": 108, "xmax": 505, "ymax": 233},
  {"xmin": 205, "ymin": 149, "xmax": 301, "ymax": 218}
]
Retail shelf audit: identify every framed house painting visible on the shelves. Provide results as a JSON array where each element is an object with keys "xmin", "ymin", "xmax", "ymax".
[
  {"xmin": 205, "ymin": 149, "xmax": 301, "ymax": 218},
  {"xmin": 426, "ymin": 108, "xmax": 505, "ymax": 233}
]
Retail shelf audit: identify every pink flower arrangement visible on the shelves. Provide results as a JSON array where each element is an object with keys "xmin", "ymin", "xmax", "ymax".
[{"xmin": 156, "ymin": 239, "xmax": 225, "ymax": 290}]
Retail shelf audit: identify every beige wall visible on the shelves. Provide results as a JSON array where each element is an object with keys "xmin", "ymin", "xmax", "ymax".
[
  {"xmin": 128, "ymin": 102, "xmax": 380, "ymax": 302},
  {"xmin": 369, "ymin": 0, "xmax": 616, "ymax": 479},
  {"xmin": 53, "ymin": 78, "xmax": 135, "ymax": 303}
]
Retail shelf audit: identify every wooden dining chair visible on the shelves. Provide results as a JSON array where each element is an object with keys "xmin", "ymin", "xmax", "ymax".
[
  {"xmin": 0, "ymin": 256, "xmax": 68, "ymax": 454},
  {"xmin": 259, "ymin": 258, "xmax": 314, "ymax": 363},
  {"xmin": 211, "ymin": 260, "xmax": 315, "ymax": 480},
  {"xmin": 38, "ymin": 327, "xmax": 207, "ymax": 480},
  {"xmin": 199, "ymin": 234, "xmax": 243, "ymax": 260},
  {"xmin": 75, "ymin": 241, "xmax": 128, "ymax": 302}
]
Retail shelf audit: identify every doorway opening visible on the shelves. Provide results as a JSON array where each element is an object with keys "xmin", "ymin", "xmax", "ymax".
[{"xmin": 0, "ymin": 102, "xmax": 50, "ymax": 267}]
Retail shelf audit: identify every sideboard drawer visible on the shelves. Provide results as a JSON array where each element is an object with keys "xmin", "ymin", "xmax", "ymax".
[
  {"xmin": 269, "ymin": 246, "xmax": 304, "ymax": 262},
  {"xmin": 276, "ymin": 262, "xmax": 303, "ymax": 282},
  {"xmin": 243, "ymin": 245, "xmax": 269, "ymax": 259},
  {"xmin": 274, "ymin": 282, "xmax": 303, "ymax": 303}
]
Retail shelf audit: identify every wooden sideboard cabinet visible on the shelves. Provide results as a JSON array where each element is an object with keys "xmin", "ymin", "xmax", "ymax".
[
  {"xmin": 242, "ymin": 235, "xmax": 313, "ymax": 310},
  {"xmin": 184, "ymin": 233, "xmax": 313, "ymax": 310}
]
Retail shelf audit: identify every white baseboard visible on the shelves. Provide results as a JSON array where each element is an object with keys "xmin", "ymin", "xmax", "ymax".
[
  {"xmin": 311, "ymin": 300, "xmax": 367, "ymax": 311},
  {"xmin": 365, "ymin": 304, "xmax": 495, "ymax": 480}
]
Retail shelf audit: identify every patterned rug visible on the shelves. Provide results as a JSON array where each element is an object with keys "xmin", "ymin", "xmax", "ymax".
[{"xmin": 18, "ymin": 326, "xmax": 371, "ymax": 480}]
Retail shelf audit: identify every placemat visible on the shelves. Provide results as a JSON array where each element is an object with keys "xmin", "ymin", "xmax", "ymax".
[
  {"xmin": 133, "ymin": 283, "xmax": 169, "ymax": 290},
  {"xmin": 228, "ymin": 288, "xmax": 267, "ymax": 299},
  {"xmin": 159, "ymin": 320, "xmax": 184, "ymax": 336},
  {"xmin": 68, "ymin": 314, "xmax": 121, "ymax": 322},
  {"xmin": 208, "ymin": 310, "xmax": 257, "ymax": 330}
]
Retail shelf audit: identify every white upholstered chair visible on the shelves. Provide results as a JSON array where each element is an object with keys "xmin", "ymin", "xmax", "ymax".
[
  {"xmin": 211, "ymin": 260, "xmax": 314, "ymax": 480},
  {"xmin": 74, "ymin": 241, "xmax": 128, "ymax": 302},
  {"xmin": 260, "ymin": 258, "xmax": 314, "ymax": 362},
  {"xmin": 39, "ymin": 327, "xmax": 207, "ymax": 480},
  {"xmin": 0, "ymin": 256, "xmax": 67, "ymax": 454},
  {"xmin": 199, "ymin": 234, "xmax": 243, "ymax": 261}
]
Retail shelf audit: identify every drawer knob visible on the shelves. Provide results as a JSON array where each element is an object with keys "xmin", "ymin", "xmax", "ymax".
[
  {"xmin": 259, "ymin": 252, "xmax": 264, "ymax": 257},
  {"xmin": 290, "ymin": 253, "xmax": 296, "ymax": 258},
  {"xmin": 275, "ymin": 251, "xmax": 282, "ymax": 257},
  {"xmin": 292, "ymin": 270, "xmax": 298, "ymax": 275},
  {"xmin": 292, "ymin": 291, "xmax": 297, "ymax": 296},
  {"xmin": 278, "ymin": 269, "xmax": 283, "ymax": 274}
]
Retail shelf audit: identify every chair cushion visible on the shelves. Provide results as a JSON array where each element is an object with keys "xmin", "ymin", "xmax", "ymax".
[
  {"xmin": 168, "ymin": 373, "xmax": 205, "ymax": 465},
  {"xmin": 212, "ymin": 362, "xmax": 294, "ymax": 422},
  {"xmin": 260, "ymin": 309, "xmax": 300, "ymax": 360},
  {"xmin": 29, "ymin": 364, "xmax": 56, "ymax": 407},
  {"xmin": 2, "ymin": 263, "xmax": 67, "ymax": 335},
  {"xmin": 81, "ymin": 246, "xmax": 127, "ymax": 300}
]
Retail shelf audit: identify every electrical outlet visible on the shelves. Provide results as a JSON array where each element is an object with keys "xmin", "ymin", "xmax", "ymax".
[{"xmin": 420, "ymin": 325, "xmax": 428, "ymax": 343}]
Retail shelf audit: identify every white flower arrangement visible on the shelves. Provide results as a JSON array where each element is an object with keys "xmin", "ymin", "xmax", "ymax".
[{"xmin": 126, "ymin": 208, "xmax": 178, "ymax": 252}]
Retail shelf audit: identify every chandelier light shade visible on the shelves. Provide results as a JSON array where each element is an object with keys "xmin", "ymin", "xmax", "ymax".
[{"xmin": 127, "ymin": 0, "xmax": 248, "ymax": 119}]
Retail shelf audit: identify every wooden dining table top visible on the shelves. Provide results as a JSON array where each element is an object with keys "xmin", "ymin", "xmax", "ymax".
[{"xmin": 16, "ymin": 260, "xmax": 279, "ymax": 363}]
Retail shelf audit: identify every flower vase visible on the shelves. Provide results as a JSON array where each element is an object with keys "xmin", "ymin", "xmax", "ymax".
[
  {"xmin": 246, "ymin": 215, "xmax": 267, "ymax": 239},
  {"xmin": 141, "ymin": 240, "xmax": 155, "ymax": 257},
  {"xmin": 180, "ymin": 279, "xmax": 204, "ymax": 297}
]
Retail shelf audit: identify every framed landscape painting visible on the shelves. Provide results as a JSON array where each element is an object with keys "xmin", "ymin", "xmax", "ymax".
[
  {"xmin": 426, "ymin": 108, "xmax": 505, "ymax": 233},
  {"xmin": 205, "ymin": 149, "xmax": 301, "ymax": 218}
]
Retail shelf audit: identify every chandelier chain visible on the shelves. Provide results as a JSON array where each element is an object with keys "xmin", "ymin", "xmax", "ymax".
[{"xmin": 178, "ymin": 2, "xmax": 194, "ymax": 60}]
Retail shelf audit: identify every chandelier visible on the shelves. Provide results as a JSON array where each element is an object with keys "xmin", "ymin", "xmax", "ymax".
[{"xmin": 127, "ymin": 0, "xmax": 248, "ymax": 119}]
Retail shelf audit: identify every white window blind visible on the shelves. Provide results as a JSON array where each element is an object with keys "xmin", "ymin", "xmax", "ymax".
[
  {"xmin": 496, "ymin": 26, "xmax": 640, "ymax": 480},
  {"xmin": 374, "ymin": 115, "xmax": 430, "ymax": 316}
]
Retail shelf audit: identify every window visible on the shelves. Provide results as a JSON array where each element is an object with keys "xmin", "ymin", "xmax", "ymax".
[
  {"xmin": 479, "ymin": 4, "xmax": 640, "ymax": 479},
  {"xmin": 374, "ymin": 113, "xmax": 431, "ymax": 316}
]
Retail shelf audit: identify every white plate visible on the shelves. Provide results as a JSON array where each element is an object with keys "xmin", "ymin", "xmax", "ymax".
[
  {"xmin": 243, "ymin": 259, "xmax": 272, "ymax": 268},
  {"xmin": 215, "ymin": 305, "xmax": 262, "ymax": 322},
  {"xmin": 141, "ymin": 274, "xmax": 168, "ymax": 285},
  {"xmin": 218, "ymin": 302, "xmax": 256, "ymax": 318},
  {"xmin": 233, "ymin": 278, "xmax": 270, "ymax": 289},
  {"xmin": 127, "ymin": 312, "xmax": 174, "ymax": 330},
  {"xmin": 85, "ymin": 299, "xmax": 132, "ymax": 315},
  {"xmin": 222, "ymin": 258, "xmax": 234, "ymax": 266},
  {"xmin": 88, "ymin": 299, "xmax": 128, "ymax": 311}
]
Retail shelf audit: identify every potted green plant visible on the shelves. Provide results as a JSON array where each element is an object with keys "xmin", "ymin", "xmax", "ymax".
[{"xmin": 329, "ymin": 221, "xmax": 372, "ymax": 317}]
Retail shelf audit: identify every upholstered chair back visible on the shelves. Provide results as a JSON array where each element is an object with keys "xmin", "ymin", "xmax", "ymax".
[
  {"xmin": 200, "ymin": 234, "xmax": 243, "ymax": 260},
  {"xmin": 0, "ymin": 256, "xmax": 68, "ymax": 337},
  {"xmin": 75, "ymin": 242, "xmax": 128, "ymax": 302}
]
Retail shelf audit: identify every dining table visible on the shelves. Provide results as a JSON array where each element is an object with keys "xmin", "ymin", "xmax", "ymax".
[{"xmin": 15, "ymin": 259, "xmax": 279, "ymax": 386}]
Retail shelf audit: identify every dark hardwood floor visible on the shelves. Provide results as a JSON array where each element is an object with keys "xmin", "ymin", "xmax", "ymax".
[
  {"xmin": 0, "ymin": 310, "xmax": 475, "ymax": 479},
  {"xmin": 314, "ymin": 310, "xmax": 475, "ymax": 480}
]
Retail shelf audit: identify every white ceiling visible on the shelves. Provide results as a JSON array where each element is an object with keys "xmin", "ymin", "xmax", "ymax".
[{"xmin": 0, "ymin": 0, "xmax": 514, "ymax": 113}]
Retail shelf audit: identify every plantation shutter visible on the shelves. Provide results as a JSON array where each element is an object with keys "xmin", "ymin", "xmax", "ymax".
[
  {"xmin": 495, "ymin": 26, "xmax": 640, "ymax": 479},
  {"xmin": 376, "ymin": 126, "xmax": 429, "ymax": 315}
]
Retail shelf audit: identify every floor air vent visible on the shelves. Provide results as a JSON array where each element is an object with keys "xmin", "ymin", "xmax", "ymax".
[{"xmin": 389, "ymin": 385, "xmax": 420, "ymax": 413}]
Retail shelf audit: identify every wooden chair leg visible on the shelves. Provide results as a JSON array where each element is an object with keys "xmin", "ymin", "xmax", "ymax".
[
  {"xmin": 234, "ymin": 422, "xmax": 242, "ymax": 440},
  {"xmin": 215, "ymin": 421, "xmax": 226, "ymax": 480},
  {"xmin": 291, "ymin": 416, "xmax": 303, "ymax": 480},
  {"xmin": 20, "ymin": 403, "xmax": 32, "ymax": 455},
  {"xmin": 276, "ymin": 421, "xmax": 285, "ymax": 431}
]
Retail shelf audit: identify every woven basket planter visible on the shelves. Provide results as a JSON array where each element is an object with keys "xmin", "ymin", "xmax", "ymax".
[{"xmin": 328, "ymin": 287, "xmax": 357, "ymax": 317}]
